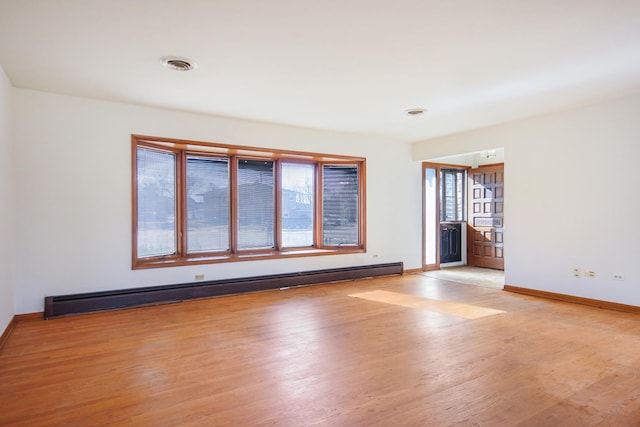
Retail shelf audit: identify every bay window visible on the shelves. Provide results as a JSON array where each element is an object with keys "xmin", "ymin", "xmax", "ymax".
[{"xmin": 132, "ymin": 135, "xmax": 366, "ymax": 268}]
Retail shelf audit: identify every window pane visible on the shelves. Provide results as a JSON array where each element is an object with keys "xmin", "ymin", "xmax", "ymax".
[
  {"xmin": 136, "ymin": 148, "xmax": 176, "ymax": 257},
  {"xmin": 281, "ymin": 163, "xmax": 314, "ymax": 247},
  {"xmin": 443, "ymin": 171, "xmax": 454, "ymax": 221},
  {"xmin": 424, "ymin": 167, "xmax": 437, "ymax": 265},
  {"xmin": 186, "ymin": 156, "xmax": 229, "ymax": 253},
  {"xmin": 441, "ymin": 169, "xmax": 464, "ymax": 222},
  {"xmin": 238, "ymin": 160, "xmax": 274, "ymax": 249},
  {"xmin": 322, "ymin": 165, "xmax": 358, "ymax": 246}
]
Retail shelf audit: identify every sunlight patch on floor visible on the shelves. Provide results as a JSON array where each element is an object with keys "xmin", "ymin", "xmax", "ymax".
[
  {"xmin": 349, "ymin": 290, "xmax": 506, "ymax": 319},
  {"xmin": 421, "ymin": 266, "xmax": 504, "ymax": 290}
]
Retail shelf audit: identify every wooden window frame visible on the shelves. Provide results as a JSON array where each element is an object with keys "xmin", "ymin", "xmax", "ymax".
[{"xmin": 132, "ymin": 135, "xmax": 366, "ymax": 269}]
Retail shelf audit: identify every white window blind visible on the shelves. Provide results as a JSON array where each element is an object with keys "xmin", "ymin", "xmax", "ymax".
[
  {"xmin": 322, "ymin": 165, "xmax": 359, "ymax": 246},
  {"xmin": 136, "ymin": 147, "xmax": 177, "ymax": 257},
  {"xmin": 186, "ymin": 156, "xmax": 230, "ymax": 253},
  {"xmin": 237, "ymin": 160, "xmax": 274, "ymax": 249}
]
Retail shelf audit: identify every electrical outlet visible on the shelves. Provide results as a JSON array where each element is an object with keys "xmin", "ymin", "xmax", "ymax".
[
  {"xmin": 584, "ymin": 270, "xmax": 596, "ymax": 278},
  {"xmin": 613, "ymin": 273, "xmax": 624, "ymax": 281},
  {"xmin": 573, "ymin": 268, "xmax": 581, "ymax": 278},
  {"xmin": 195, "ymin": 274, "xmax": 205, "ymax": 281}
]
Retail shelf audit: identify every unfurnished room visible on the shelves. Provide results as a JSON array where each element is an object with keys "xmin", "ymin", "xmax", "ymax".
[{"xmin": 1, "ymin": 1, "xmax": 640, "ymax": 425}]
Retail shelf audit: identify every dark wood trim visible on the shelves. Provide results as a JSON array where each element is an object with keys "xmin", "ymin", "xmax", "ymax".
[
  {"xmin": 275, "ymin": 160, "xmax": 283, "ymax": 250},
  {"xmin": 0, "ymin": 316, "xmax": 17, "ymax": 351},
  {"xmin": 15, "ymin": 312, "xmax": 44, "ymax": 322},
  {"xmin": 504, "ymin": 285, "xmax": 640, "ymax": 315},
  {"xmin": 0, "ymin": 313, "xmax": 43, "ymax": 351},
  {"xmin": 468, "ymin": 163, "xmax": 504, "ymax": 174},
  {"xmin": 359, "ymin": 160, "xmax": 367, "ymax": 252},
  {"xmin": 131, "ymin": 136, "xmax": 138, "ymax": 269},
  {"xmin": 177, "ymin": 149, "xmax": 186, "ymax": 259},
  {"xmin": 474, "ymin": 162, "xmax": 504, "ymax": 169},
  {"xmin": 314, "ymin": 163, "xmax": 323, "ymax": 248},
  {"xmin": 229, "ymin": 155, "xmax": 238, "ymax": 253},
  {"xmin": 133, "ymin": 134, "xmax": 367, "ymax": 163},
  {"xmin": 422, "ymin": 161, "xmax": 471, "ymax": 169},
  {"xmin": 45, "ymin": 262, "xmax": 404, "ymax": 319},
  {"xmin": 133, "ymin": 247, "xmax": 367, "ymax": 269}
]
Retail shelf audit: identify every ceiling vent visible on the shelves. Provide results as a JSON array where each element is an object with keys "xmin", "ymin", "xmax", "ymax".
[
  {"xmin": 160, "ymin": 57, "xmax": 196, "ymax": 71},
  {"xmin": 405, "ymin": 108, "xmax": 427, "ymax": 116}
]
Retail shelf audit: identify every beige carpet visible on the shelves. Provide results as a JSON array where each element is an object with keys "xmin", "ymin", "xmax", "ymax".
[{"xmin": 422, "ymin": 266, "xmax": 505, "ymax": 290}]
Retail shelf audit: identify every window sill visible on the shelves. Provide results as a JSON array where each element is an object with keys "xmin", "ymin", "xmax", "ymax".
[{"xmin": 133, "ymin": 247, "xmax": 366, "ymax": 270}]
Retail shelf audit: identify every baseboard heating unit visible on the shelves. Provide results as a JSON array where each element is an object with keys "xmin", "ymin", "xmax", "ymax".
[{"xmin": 44, "ymin": 262, "xmax": 404, "ymax": 319}]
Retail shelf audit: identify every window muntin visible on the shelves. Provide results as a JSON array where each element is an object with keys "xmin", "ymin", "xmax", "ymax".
[{"xmin": 132, "ymin": 135, "xmax": 365, "ymax": 268}]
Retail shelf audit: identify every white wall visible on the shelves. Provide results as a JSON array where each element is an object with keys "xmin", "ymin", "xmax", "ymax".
[
  {"xmin": 413, "ymin": 94, "xmax": 640, "ymax": 306},
  {"xmin": 0, "ymin": 65, "xmax": 14, "ymax": 331},
  {"xmin": 11, "ymin": 89, "xmax": 422, "ymax": 314}
]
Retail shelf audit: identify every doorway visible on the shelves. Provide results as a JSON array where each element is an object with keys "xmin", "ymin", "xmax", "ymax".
[
  {"xmin": 422, "ymin": 163, "xmax": 467, "ymax": 270},
  {"xmin": 422, "ymin": 149, "xmax": 505, "ymax": 286},
  {"xmin": 467, "ymin": 164, "xmax": 504, "ymax": 270}
]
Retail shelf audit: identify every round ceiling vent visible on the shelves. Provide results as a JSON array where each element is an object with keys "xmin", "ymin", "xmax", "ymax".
[{"xmin": 160, "ymin": 56, "xmax": 196, "ymax": 71}]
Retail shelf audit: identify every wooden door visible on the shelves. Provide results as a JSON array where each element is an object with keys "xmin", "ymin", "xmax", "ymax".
[{"xmin": 467, "ymin": 164, "xmax": 504, "ymax": 270}]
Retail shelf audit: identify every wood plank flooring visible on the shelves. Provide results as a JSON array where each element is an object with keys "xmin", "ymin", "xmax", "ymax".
[{"xmin": 1, "ymin": 273, "xmax": 640, "ymax": 426}]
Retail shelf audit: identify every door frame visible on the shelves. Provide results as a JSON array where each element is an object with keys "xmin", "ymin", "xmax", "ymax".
[{"xmin": 422, "ymin": 162, "xmax": 469, "ymax": 271}]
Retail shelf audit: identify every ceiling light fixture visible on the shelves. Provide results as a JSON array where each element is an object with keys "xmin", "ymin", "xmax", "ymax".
[
  {"xmin": 160, "ymin": 56, "xmax": 196, "ymax": 71},
  {"xmin": 405, "ymin": 108, "xmax": 426, "ymax": 116}
]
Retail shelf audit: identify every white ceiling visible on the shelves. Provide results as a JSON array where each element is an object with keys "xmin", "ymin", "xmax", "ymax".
[{"xmin": 1, "ymin": 0, "xmax": 639, "ymax": 143}]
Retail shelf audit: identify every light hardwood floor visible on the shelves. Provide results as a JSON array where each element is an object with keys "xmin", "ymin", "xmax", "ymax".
[
  {"xmin": 1, "ymin": 273, "xmax": 640, "ymax": 426},
  {"xmin": 422, "ymin": 266, "xmax": 505, "ymax": 290}
]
